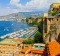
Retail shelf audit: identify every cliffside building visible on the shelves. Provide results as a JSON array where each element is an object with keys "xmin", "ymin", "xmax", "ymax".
[
  {"xmin": 43, "ymin": 3, "xmax": 60, "ymax": 43},
  {"xmin": 49, "ymin": 3, "xmax": 60, "ymax": 12}
]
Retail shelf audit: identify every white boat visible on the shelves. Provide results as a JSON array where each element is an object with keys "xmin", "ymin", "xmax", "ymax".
[
  {"xmin": 4, "ymin": 29, "xmax": 6, "ymax": 31},
  {"xmin": 12, "ymin": 24, "xmax": 14, "ymax": 26},
  {"xmin": 7, "ymin": 29, "xmax": 9, "ymax": 31}
]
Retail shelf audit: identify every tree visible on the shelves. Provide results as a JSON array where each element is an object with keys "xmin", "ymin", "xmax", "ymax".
[
  {"xmin": 38, "ymin": 20, "xmax": 43, "ymax": 34},
  {"xmin": 22, "ymin": 39, "xmax": 34, "ymax": 44},
  {"xmin": 34, "ymin": 31, "xmax": 43, "ymax": 43},
  {"xmin": 49, "ymin": 8, "xmax": 59, "ymax": 16}
]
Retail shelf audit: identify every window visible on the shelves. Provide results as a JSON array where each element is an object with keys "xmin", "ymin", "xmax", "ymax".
[
  {"xmin": 49, "ymin": 18, "xmax": 51, "ymax": 22},
  {"xmin": 21, "ymin": 52, "xmax": 25, "ymax": 54},
  {"xmin": 25, "ymin": 46, "xmax": 28, "ymax": 48},
  {"xmin": 35, "ymin": 46, "xmax": 38, "ymax": 48},
  {"xmin": 52, "ymin": 18, "xmax": 53, "ymax": 21},
  {"xmin": 57, "ymin": 19, "xmax": 58, "ymax": 21}
]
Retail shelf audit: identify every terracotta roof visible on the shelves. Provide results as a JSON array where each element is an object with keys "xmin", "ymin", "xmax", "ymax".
[
  {"xmin": 46, "ymin": 41, "xmax": 60, "ymax": 56},
  {"xmin": 21, "ymin": 47, "xmax": 45, "ymax": 54},
  {"xmin": 31, "ymin": 50, "xmax": 44, "ymax": 54},
  {"xmin": 21, "ymin": 48, "xmax": 29, "ymax": 53}
]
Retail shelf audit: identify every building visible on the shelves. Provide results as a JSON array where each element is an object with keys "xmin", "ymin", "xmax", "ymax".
[
  {"xmin": 20, "ymin": 47, "xmax": 30, "ymax": 56},
  {"xmin": 46, "ymin": 41, "xmax": 60, "ymax": 56},
  {"xmin": 43, "ymin": 13, "xmax": 60, "ymax": 43},
  {"xmin": 50, "ymin": 3, "xmax": 60, "ymax": 12},
  {"xmin": 28, "ymin": 17, "xmax": 42, "ymax": 24},
  {"xmin": 30, "ymin": 43, "xmax": 45, "ymax": 56},
  {"xmin": 43, "ymin": 3, "xmax": 60, "ymax": 43},
  {"xmin": 37, "ymin": 18, "xmax": 42, "ymax": 23},
  {"xmin": 28, "ymin": 17, "xmax": 33, "ymax": 24},
  {"xmin": 0, "ymin": 38, "xmax": 22, "ymax": 56},
  {"xmin": 20, "ymin": 43, "xmax": 45, "ymax": 56}
]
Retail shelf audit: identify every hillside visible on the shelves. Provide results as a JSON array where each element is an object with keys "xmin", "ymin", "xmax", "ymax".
[
  {"xmin": 0, "ymin": 13, "xmax": 25, "ymax": 20},
  {"xmin": 0, "ymin": 11, "xmax": 44, "ymax": 20},
  {"xmin": 19, "ymin": 11, "xmax": 44, "ymax": 18}
]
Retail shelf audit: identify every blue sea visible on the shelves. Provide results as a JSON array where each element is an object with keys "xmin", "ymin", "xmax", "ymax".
[{"xmin": 0, "ymin": 21, "xmax": 29, "ymax": 37}]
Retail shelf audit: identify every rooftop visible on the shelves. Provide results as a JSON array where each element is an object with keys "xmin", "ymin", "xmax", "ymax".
[
  {"xmin": 34, "ymin": 43, "xmax": 45, "ymax": 46},
  {"xmin": 51, "ymin": 3, "xmax": 60, "ymax": 9},
  {"xmin": 31, "ymin": 49, "xmax": 44, "ymax": 54},
  {"xmin": 46, "ymin": 41, "xmax": 60, "ymax": 56},
  {"xmin": 21, "ymin": 48, "xmax": 29, "ymax": 53},
  {"xmin": 0, "ymin": 38, "xmax": 18, "ymax": 45}
]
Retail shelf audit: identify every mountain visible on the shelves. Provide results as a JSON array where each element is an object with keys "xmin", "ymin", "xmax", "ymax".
[
  {"xmin": 19, "ymin": 11, "xmax": 44, "ymax": 18},
  {"xmin": 0, "ymin": 13, "xmax": 25, "ymax": 20},
  {"xmin": 0, "ymin": 11, "xmax": 44, "ymax": 19}
]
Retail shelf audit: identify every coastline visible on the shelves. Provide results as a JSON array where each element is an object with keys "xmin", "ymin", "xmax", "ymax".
[
  {"xmin": 0, "ymin": 26, "xmax": 38, "ymax": 40},
  {"xmin": 0, "ymin": 21, "xmax": 29, "ymax": 37}
]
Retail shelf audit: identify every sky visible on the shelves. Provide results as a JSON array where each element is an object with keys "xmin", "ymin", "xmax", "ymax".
[{"xmin": 0, "ymin": 0, "xmax": 60, "ymax": 16}]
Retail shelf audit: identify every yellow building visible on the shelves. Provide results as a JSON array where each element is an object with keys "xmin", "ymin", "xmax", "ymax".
[
  {"xmin": 20, "ymin": 43, "xmax": 45, "ymax": 56},
  {"xmin": 43, "ymin": 13, "xmax": 60, "ymax": 43},
  {"xmin": 28, "ymin": 17, "xmax": 42, "ymax": 24},
  {"xmin": 50, "ymin": 3, "xmax": 60, "ymax": 12},
  {"xmin": 37, "ymin": 18, "xmax": 42, "ymax": 23},
  {"xmin": 43, "ymin": 3, "xmax": 60, "ymax": 43},
  {"xmin": 28, "ymin": 18, "xmax": 32, "ymax": 24},
  {"xmin": 0, "ymin": 38, "xmax": 21, "ymax": 55}
]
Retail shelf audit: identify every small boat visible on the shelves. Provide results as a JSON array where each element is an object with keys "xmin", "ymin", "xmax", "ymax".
[
  {"xmin": 7, "ymin": 29, "xmax": 9, "ymax": 31},
  {"xmin": 4, "ymin": 29, "xmax": 6, "ymax": 31},
  {"xmin": 12, "ymin": 24, "xmax": 14, "ymax": 26}
]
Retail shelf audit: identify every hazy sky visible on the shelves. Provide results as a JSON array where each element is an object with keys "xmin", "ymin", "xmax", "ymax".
[{"xmin": 0, "ymin": 0, "xmax": 60, "ymax": 16}]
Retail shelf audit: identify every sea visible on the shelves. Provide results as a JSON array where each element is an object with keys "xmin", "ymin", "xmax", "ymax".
[{"xmin": 0, "ymin": 21, "xmax": 29, "ymax": 37}]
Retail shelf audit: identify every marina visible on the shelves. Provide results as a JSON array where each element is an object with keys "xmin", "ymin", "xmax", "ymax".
[{"xmin": 0, "ymin": 27, "xmax": 38, "ymax": 39}]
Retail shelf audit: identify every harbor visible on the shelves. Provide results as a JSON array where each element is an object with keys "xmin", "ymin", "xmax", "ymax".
[
  {"xmin": 0, "ymin": 0, "xmax": 60, "ymax": 56},
  {"xmin": 0, "ymin": 27, "xmax": 38, "ymax": 39}
]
